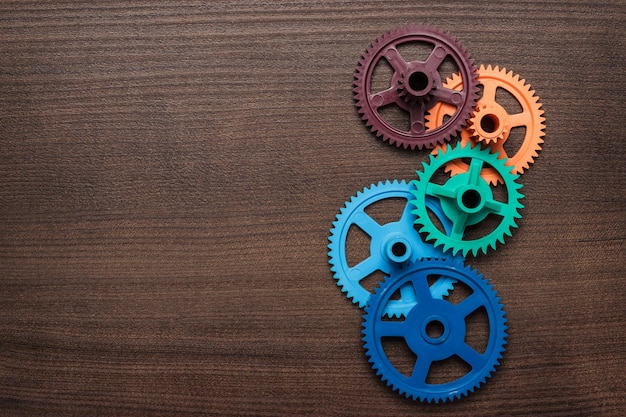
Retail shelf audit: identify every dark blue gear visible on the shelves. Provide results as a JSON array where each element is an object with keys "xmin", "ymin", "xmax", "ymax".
[
  {"xmin": 328, "ymin": 180, "xmax": 459, "ymax": 317},
  {"xmin": 362, "ymin": 258, "xmax": 508, "ymax": 402}
]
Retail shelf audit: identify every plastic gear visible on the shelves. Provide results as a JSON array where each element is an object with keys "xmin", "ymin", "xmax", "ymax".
[
  {"xmin": 410, "ymin": 144, "xmax": 524, "ymax": 256},
  {"xmin": 353, "ymin": 23, "xmax": 479, "ymax": 150},
  {"xmin": 427, "ymin": 65, "xmax": 545, "ymax": 184},
  {"xmin": 327, "ymin": 180, "xmax": 458, "ymax": 317},
  {"xmin": 362, "ymin": 259, "xmax": 508, "ymax": 402}
]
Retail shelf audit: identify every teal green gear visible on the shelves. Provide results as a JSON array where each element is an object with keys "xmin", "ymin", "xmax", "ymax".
[{"xmin": 410, "ymin": 143, "xmax": 524, "ymax": 256}]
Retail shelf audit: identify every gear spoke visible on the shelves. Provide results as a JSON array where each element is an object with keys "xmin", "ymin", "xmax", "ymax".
[
  {"xmin": 482, "ymin": 79, "xmax": 497, "ymax": 103},
  {"xmin": 424, "ymin": 44, "xmax": 448, "ymax": 72},
  {"xmin": 467, "ymin": 158, "xmax": 485, "ymax": 185},
  {"xmin": 409, "ymin": 355, "xmax": 432, "ymax": 384},
  {"xmin": 353, "ymin": 211, "xmax": 381, "ymax": 236},
  {"xmin": 409, "ymin": 105, "xmax": 427, "ymax": 134},
  {"xmin": 349, "ymin": 256, "xmax": 380, "ymax": 283},
  {"xmin": 426, "ymin": 182, "xmax": 456, "ymax": 200},
  {"xmin": 383, "ymin": 46, "xmax": 410, "ymax": 74},
  {"xmin": 399, "ymin": 199, "xmax": 415, "ymax": 224},
  {"xmin": 456, "ymin": 292, "xmax": 485, "ymax": 317},
  {"xmin": 408, "ymin": 273, "xmax": 433, "ymax": 303},
  {"xmin": 370, "ymin": 86, "xmax": 398, "ymax": 110},
  {"xmin": 457, "ymin": 342, "xmax": 485, "ymax": 370},
  {"xmin": 433, "ymin": 86, "xmax": 464, "ymax": 106},
  {"xmin": 509, "ymin": 111, "xmax": 531, "ymax": 128},
  {"xmin": 398, "ymin": 282, "xmax": 418, "ymax": 304},
  {"xmin": 450, "ymin": 212, "xmax": 469, "ymax": 240},
  {"xmin": 483, "ymin": 199, "xmax": 508, "ymax": 216}
]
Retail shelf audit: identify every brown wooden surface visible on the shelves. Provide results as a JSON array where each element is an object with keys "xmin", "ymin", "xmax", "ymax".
[{"xmin": 1, "ymin": 1, "xmax": 624, "ymax": 416}]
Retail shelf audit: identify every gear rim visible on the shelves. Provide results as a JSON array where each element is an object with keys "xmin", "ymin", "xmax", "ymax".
[
  {"xmin": 362, "ymin": 259, "xmax": 508, "ymax": 403},
  {"xmin": 410, "ymin": 143, "xmax": 524, "ymax": 256},
  {"xmin": 327, "ymin": 180, "xmax": 459, "ymax": 317},
  {"xmin": 353, "ymin": 23, "xmax": 479, "ymax": 150}
]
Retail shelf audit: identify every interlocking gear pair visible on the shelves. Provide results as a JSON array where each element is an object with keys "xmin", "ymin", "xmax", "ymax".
[
  {"xmin": 353, "ymin": 23, "xmax": 545, "ymax": 170},
  {"xmin": 328, "ymin": 23, "xmax": 544, "ymax": 403}
]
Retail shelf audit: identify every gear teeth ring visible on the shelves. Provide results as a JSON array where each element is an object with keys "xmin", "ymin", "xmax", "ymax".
[
  {"xmin": 411, "ymin": 143, "xmax": 524, "ymax": 257},
  {"xmin": 362, "ymin": 259, "xmax": 508, "ymax": 403},
  {"xmin": 327, "ymin": 180, "xmax": 458, "ymax": 317},
  {"xmin": 353, "ymin": 24, "xmax": 479, "ymax": 150}
]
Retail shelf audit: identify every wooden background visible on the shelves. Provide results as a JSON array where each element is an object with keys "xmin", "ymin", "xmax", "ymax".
[{"xmin": 1, "ymin": 1, "xmax": 624, "ymax": 415}]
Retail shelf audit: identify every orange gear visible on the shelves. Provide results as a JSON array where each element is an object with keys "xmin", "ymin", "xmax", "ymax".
[{"xmin": 427, "ymin": 65, "xmax": 545, "ymax": 185}]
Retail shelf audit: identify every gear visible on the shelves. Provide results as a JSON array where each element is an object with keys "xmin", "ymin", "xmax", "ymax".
[
  {"xmin": 410, "ymin": 143, "xmax": 524, "ymax": 256},
  {"xmin": 426, "ymin": 65, "xmax": 545, "ymax": 184},
  {"xmin": 328, "ymin": 180, "xmax": 459, "ymax": 317},
  {"xmin": 362, "ymin": 259, "xmax": 508, "ymax": 403},
  {"xmin": 353, "ymin": 23, "xmax": 479, "ymax": 150}
]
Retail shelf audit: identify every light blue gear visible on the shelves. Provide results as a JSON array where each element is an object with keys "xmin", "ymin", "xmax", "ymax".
[
  {"xmin": 362, "ymin": 258, "xmax": 508, "ymax": 403},
  {"xmin": 411, "ymin": 143, "xmax": 524, "ymax": 257},
  {"xmin": 328, "ymin": 180, "xmax": 460, "ymax": 317}
]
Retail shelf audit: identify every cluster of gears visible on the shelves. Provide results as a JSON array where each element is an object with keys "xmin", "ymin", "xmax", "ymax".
[{"xmin": 327, "ymin": 24, "xmax": 545, "ymax": 403}]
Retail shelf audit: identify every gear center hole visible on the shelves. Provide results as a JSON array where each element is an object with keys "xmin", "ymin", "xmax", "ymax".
[
  {"xmin": 480, "ymin": 114, "xmax": 499, "ymax": 133},
  {"xmin": 391, "ymin": 242, "xmax": 407, "ymax": 257},
  {"xmin": 425, "ymin": 320, "xmax": 445, "ymax": 339},
  {"xmin": 408, "ymin": 71, "xmax": 429, "ymax": 93},
  {"xmin": 462, "ymin": 189, "xmax": 482, "ymax": 209}
]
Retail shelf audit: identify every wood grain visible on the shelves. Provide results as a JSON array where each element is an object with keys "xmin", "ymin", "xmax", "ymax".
[{"xmin": 1, "ymin": 1, "xmax": 624, "ymax": 415}]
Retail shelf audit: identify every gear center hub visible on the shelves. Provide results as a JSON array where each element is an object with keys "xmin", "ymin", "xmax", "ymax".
[
  {"xmin": 381, "ymin": 234, "xmax": 413, "ymax": 264},
  {"xmin": 406, "ymin": 70, "xmax": 432, "ymax": 96},
  {"xmin": 458, "ymin": 186, "xmax": 485, "ymax": 213},
  {"xmin": 480, "ymin": 114, "xmax": 499, "ymax": 133},
  {"xmin": 421, "ymin": 315, "xmax": 449, "ymax": 344}
]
